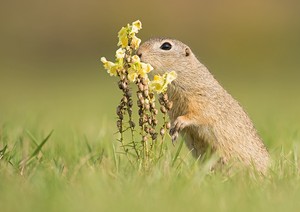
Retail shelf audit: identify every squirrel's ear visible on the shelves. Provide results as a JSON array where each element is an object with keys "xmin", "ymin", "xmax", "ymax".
[{"xmin": 185, "ymin": 47, "xmax": 190, "ymax": 57}]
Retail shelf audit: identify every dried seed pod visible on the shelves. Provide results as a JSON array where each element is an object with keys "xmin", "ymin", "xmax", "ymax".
[
  {"xmin": 120, "ymin": 75, "xmax": 126, "ymax": 81},
  {"xmin": 166, "ymin": 122, "xmax": 171, "ymax": 129},
  {"xmin": 160, "ymin": 128, "xmax": 165, "ymax": 136},
  {"xmin": 117, "ymin": 120, "xmax": 122, "ymax": 132},
  {"xmin": 153, "ymin": 109, "xmax": 158, "ymax": 115},
  {"xmin": 160, "ymin": 106, "xmax": 167, "ymax": 114},
  {"xmin": 118, "ymin": 82, "xmax": 127, "ymax": 90},
  {"xmin": 143, "ymin": 114, "xmax": 148, "ymax": 122},
  {"xmin": 149, "ymin": 128, "xmax": 156, "ymax": 135},
  {"xmin": 151, "ymin": 133, "xmax": 158, "ymax": 140},
  {"xmin": 118, "ymin": 113, "xmax": 123, "ymax": 120},
  {"xmin": 153, "ymin": 119, "xmax": 158, "ymax": 125},
  {"xmin": 121, "ymin": 100, "xmax": 126, "ymax": 107},
  {"xmin": 141, "ymin": 78, "xmax": 147, "ymax": 85},
  {"xmin": 144, "ymin": 126, "xmax": 150, "ymax": 133},
  {"xmin": 138, "ymin": 109, "xmax": 143, "ymax": 116},
  {"xmin": 128, "ymin": 100, "xmax": 133, "ymax": 107},
  {"xmin": 118, "ymin": 81, "xmax": 123, "ymax": 89},
  {"xmin": 122, "ymin": 96, "xmax": 128, "ymax": 103},
  {"xmin": 143, "ymin": 84, "xmax": 149, "ymax": 91},
  {"xmin": 147, "ymin": 118, "xmax": 152, "ymax": 125},
  {"xmin": 128, "ymin": 108, "xmax": 133, "ymax": 116},
  {"xmin": 143, "ymin": 89, "xmax": 149, "ymax": 97},
  {"xmin": 166, "ymin": 101, "xmax": 173, "ymax": 110},
  {"xmin": 121, "ymin": 69, "xmax": 126, "ymax": 74},
  {"xmin": 142, "ymin": 136, "xmax": 148, "ymax": 142},
  {"xmin": 150, "ymin": 102, "xmax": 155, "ymax": 109},
  {"xmin": 116, "ymin": 106, "xmax": 122, "ymax": 115},
  {"xmin": 163, "ymin": 93, "xmax": 168, "ymax": 102},
  {"xmin": 145, "ymin": 103, "xmax": 150, "ymax": 110},
  {"xmin": 137, "ymin": 92, "xmax": 143, "ymax": 100},
  {"xmin": 139, "ymin": 118, "xmax": 144, "ymax": 126},
  {"xmin": 126, "ymin": 90, "xmax": 132, "ymax": 97},
  {"xmin": 138, "ymin": 83, "xmax": 144, "ymax": 91},
  {"xmin": 129, "ymin": 120, "xmax": 135, "ymax": 128},
  {"xmin": 149, "ymin": 92, "xmax": 154, "ymax": 99},
  {"xmin": 158, "ymin": 97, "xmax": 164, "ymax": 105}
]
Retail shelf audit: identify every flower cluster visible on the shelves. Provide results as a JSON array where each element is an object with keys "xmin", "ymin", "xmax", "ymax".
[
  {"xmin": 101, "ymin": 20, "xmax": 153, "ymax": 83},
  {"xmin": 100, "ymin": 20, "xmax": 177, "ymax": 165},
  {"xmin": 101, "ymin": 20, "xmax": 177, "ymax": 93}
]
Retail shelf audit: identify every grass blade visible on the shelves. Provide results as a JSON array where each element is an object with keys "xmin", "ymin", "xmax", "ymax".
[
  {"xmin": 25, "ymin": 130, "xmax": 39, "ymax": 147},
  {"xmin": 172, "ymin": 138, "xmax": 184, "ymax": 167},
  {"xmin": 84, "ymin": 135, "xmax": 93, "ymax": 153},
  {"xmin": 21, "ymin": 130, "xmax": 54, "ymax": 166}
]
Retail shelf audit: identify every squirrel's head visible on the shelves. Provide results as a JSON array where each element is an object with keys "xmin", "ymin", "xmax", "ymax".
[{"xmin": 137, "ymin": 38, "xmax": 194, "ymax": 75}]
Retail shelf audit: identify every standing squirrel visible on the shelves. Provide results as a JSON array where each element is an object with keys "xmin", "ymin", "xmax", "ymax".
[{"xmin": 137, "ymin": 38, "xmax": 270, "ymax": 173}]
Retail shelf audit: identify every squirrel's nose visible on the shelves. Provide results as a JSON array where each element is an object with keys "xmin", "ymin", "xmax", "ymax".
[{"xmin": 137, "ymin": 50, "xmax": 142, "ymax": 58}]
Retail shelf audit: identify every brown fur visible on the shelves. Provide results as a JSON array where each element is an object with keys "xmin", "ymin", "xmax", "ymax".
[{"xmin": 137, "ymin": 38, "xmax": 270, "ymax": 173}]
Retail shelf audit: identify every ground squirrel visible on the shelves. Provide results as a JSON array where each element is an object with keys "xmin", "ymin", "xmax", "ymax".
[{"xmin": 137, "ymin": 38, "xmax": 270, "ymax": 173}]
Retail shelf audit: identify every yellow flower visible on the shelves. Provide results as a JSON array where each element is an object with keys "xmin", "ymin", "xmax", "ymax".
[
  {"xmin": 101, "ymin": 57, "xmax": 118, "ymax": 76},
  {"xmin": 137, "ymin": 63, "xmax": 152, "ymax": 78},
  {"xmin": 115, "ymin": 48, "xmax": 125, "ymax": 59},
  {"xmin": 141, "ymin": 63, "xmax": 153, "ymax": 74},
  {"xmin": 102, "ymin": 20, "xmax": 155, "ymax": 81},
  {"xmin": 131, "ymin": 20, "xmax": 142, "ymax": 34},
  {"xmin": 149, "ymin": 75, "xmax": 165, "ymax": 93},
  {"xmin": 131, "ymin": 55, "xmax": 140, "ymax": 63},
  {"xmin": 128, "ymin": 68, "xmax": 138, "ymax": 82},
  {"xmin": 131, "ymin": 35, "xmax": 141, "ymax": 50},
  {"xmin": 117, "ymin": 27, "xmax": 129, "ymax": 48},
  {"xmin": 149, "ymin": 71, "xmax": 177, "ymax": 93},
  {"xmin": 165, "ymin": 71, "xmax": 177, "ymax": 84}
]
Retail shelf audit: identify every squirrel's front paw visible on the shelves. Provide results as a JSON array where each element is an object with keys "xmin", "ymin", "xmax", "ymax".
[{"xmin": 169, "ymin": 116, "xmax": 190, "ymax": 143}]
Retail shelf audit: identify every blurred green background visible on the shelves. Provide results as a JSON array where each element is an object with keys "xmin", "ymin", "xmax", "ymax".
[{"xmin": 1, "ymin": 0, "xmax": 300, "ymax": 148}]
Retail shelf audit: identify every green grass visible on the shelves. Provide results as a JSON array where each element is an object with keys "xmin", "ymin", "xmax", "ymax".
[
  {"xmin": 1, "ymin": 67, "xmax": 300, "ymax": 212},
  {"xmin": 0, "ymin": 120, "xmax": 300, "ymax": 212}
]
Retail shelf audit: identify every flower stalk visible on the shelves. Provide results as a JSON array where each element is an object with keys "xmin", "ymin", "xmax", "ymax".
[{"xmin": 101, "ymin": 20, "xmax": 177, "ymax": 167}]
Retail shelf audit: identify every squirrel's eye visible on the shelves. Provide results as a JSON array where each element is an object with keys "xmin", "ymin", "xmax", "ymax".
[{"xmin": 160, "ymin": 42, "xmax": 172, "ymax": 50}]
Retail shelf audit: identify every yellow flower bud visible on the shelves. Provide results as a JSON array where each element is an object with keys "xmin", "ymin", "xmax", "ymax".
[
  {"xmin": 115, "ymin": 48, "xmax": 126, "ymax": 59},
  {"xmin": 131, "ymin": 35, "xmax": 141, "ymax": 49},
  {"xmin": 117, "ymin": 27, "xmax": 129, "ymax": 48},
  {"xmin": 101, "ymin": 57, "xmax": 118, "ymax": 76},
  {"xmin": 131, "ymin": 20, "xmax": 142, "ymax": 34}
]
